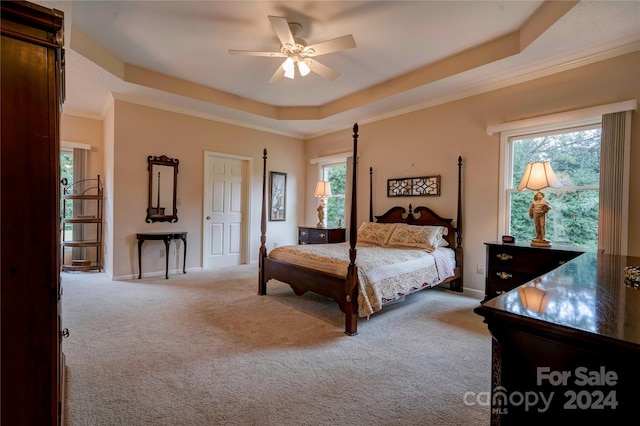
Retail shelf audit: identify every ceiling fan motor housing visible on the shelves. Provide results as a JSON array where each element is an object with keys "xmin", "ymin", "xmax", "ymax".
[{"xmin": 288, "ymin": 22, "xmax": 303, "ymax": 36}]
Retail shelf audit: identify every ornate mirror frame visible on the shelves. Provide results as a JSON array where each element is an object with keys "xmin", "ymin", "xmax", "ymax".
[{"xmin": 146, "ymin": 155, "xmax": 179, "ymax": 223}]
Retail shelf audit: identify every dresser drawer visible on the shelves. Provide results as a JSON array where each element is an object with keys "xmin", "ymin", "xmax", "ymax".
[
  {"xmin": 486, "ymin": 269, "xmax": 533, "ymax": 294},
  {"xmin": 307, "ymin": 228, "xmax": 330, "ymax": 243},
  {"xmin": 487, "ymin": 246, "xmax": 579, "ymax": 275},
  {"xmin": 484, "ymin": 242, "xmax": 583, "ymax": 301},
  {"xmin": 298, "ymin": 228, "xmax": 310, "ymax": 244},
  {"xmin": 487, "ymin": 268, "xmax": 529, "ymax": 284},
  {"xmin": 298, "ymin": 227, "xmax": 345, "ymax": 245}
]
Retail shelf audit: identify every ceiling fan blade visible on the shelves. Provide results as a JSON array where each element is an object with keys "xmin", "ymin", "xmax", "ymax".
[
  {"xmin": 306, "ymin": 35, "xmax": 356, "ymax": 56},
  {"xmin": 268, "ymin": 59, "xmax": 287, "ymax": 84},
  {"xmin": 228, "ymin": 50, "xmax": 285, "ymax": 57},
  {"xmin": 268, "ymin": 15, "xmax": 295, "ymax": 47},
  {"xmin": 307, "ymin": 58, "xmax": 340, "ymax": 80}
]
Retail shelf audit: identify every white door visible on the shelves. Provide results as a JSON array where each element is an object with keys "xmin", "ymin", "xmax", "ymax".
[{"xmin": 203, "ymin": 154, "xmax": 247, "ymax": 269}]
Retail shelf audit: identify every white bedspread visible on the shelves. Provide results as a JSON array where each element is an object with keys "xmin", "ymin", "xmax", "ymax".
[{"xmin": 268, "ymin": 243, "xmax": 456, "ymax": 317}]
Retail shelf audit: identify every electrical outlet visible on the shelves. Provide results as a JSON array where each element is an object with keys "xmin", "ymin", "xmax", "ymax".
[
  {"xmin": 476, "ymin": 264, "xmax": 484, "ymax": 275},
  {"xmin": 160, "ymin": 249, "xmax": 165, "ymax": 258},
  {"xmin": 273, "ymin": 242, "xmax": 278, "ymax": 248}
]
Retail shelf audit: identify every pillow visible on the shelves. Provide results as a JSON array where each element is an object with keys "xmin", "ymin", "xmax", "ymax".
[
  {"xmin": 357, "ymin": 222, "xmax": 397, "ymax": 246},
  {"xmin": 438, "ymin": 238, "xmax": 450, "ymax": 247},
  {"xmin": 386, "ymin": 224, "xmax": 447, "ymax": 252}
]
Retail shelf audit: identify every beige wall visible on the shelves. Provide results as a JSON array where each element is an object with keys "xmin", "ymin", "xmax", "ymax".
[
  {"xmin": 61, "ymin": 114, "xmax": 104, "ymax": 183},
  {"xmin": 62, "ymin": 51, "xmax": 639, "ymax": 293},
  {"xmin": 306, "ymin": 52, "xmax": 639, "ymax": 294},
  {"xmin": 107, "ymin": 101, "xmax": 304, "ymax": 278},
  {"xmin": 103, "ymin": 100, "xmax": 115, "ymax": 275}
]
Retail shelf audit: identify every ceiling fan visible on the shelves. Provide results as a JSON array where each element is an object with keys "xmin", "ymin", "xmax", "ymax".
[{"xmin": 228, "ymin": 15, "xmax": 356, "ymax": 83}]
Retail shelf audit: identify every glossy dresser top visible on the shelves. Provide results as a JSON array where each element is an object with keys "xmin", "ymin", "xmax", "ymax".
[{"xmin": 479, "ymin": 252, "xmax": 640, "ymax": 348}]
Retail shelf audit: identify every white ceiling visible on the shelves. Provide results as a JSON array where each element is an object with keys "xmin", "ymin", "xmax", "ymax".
[{"xmin": 47, "ymin": 1, "xmax": 640, "ymax": 138}]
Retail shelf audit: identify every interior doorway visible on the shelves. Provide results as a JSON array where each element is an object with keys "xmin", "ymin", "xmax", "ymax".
[{"xmin": 203, "ymin": 152, "xmax": 252, "ymax": 269}]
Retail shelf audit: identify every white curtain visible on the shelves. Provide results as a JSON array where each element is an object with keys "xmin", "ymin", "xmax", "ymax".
[
  {"xmin": 597, "ymin": 111, "xmax": 631, "ymax": 255},
  {"xmin": 345, "ymin": 156, "xmax": 354, "ymax": 241}
]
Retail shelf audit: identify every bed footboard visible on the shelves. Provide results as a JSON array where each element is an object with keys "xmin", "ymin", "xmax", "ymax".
[{"xmin": 258, "ymin": 124, "xmax": 361, "ymax": 336}]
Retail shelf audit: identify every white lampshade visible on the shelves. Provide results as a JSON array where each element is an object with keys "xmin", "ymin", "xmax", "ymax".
[
  {"xmin": 314, "ymin": 181, "xmax": 332, "ymax": 198},
  {"xmin": 517, "ymin": 161, "xmax": 562, "ymax": 191},
  {"xmin": 297, "ymin": 60, "xmax": 311, "ymax": 77},
  {"xmin": 283, "ymin": 57, "xmax": 295, "ymax": 79}
]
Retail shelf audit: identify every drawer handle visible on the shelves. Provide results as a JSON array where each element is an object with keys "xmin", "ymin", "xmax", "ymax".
[
  {"xmin": 319, "ymin": 233, "xmax": 325, "ymax": 238},
  {"xmin": 496, "ymin": 272, "xmax": 513, "ymax": 280},
  {"xmin": 496, "ymin": 253, "xmax": 513, "ymax": 261},
  {"xmin": 301, "ymin": 231, "xmax": 307, "ymax": 236},
  {"xmin": 60, "ymin": 328, "xmax": 69, "ymax": 343}
]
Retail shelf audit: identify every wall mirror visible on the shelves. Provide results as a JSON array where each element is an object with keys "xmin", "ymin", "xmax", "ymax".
[{"xmin": 146, "ymin": 155, "xmax": 179, "ymax": 223}]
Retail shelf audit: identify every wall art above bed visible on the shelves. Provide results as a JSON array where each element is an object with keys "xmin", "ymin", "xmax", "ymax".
[{"xmin": 387, "ymin": 175, "xmax": 440, "ymax": 197}]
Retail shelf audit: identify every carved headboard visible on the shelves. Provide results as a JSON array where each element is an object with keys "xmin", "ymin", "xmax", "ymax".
[
  {"xmin": 367, "ymin": 156, "xmax": 462, "ymax": 250},
  {"xmin": 374, "ymin": 204, "xmax": 457, "ymax": 247}
]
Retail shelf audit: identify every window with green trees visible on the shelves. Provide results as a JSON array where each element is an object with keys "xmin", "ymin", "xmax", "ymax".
[
  {"xmin": 60, "ymin": 150, "xmax": 74, "ymax": 240},
  {"xmin": 507, "ymin": 124, "xmax": 601, "ymax": 249},
  {"xmin": 320, "ymin": 162, "xmax": 346, "ymax": 228}
]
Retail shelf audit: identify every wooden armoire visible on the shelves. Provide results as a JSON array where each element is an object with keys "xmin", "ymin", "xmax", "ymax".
[{"xmin": 1, "ymin": 1, "xmax": 66, "ymax": 425}]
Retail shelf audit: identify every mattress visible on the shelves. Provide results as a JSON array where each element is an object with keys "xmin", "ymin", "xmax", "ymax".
[{"xmin": 268, "ymin": 243, "xmax": 456, "ymax": 316}]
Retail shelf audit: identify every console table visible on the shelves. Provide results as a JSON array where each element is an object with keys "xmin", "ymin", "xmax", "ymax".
[{"xmin": 136, "ymin": 232, "xmax": 187, "ymax": 279}]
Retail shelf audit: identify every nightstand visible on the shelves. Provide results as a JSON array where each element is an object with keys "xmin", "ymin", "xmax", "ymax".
[
  {"xmin": 298, "ymin": 226, "xmax": 346, "ymax": 244},
  {"xmin": 484, "ymin": 241, "xmax": 583, "ymax": 301}
]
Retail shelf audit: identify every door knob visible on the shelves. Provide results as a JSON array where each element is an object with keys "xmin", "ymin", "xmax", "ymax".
[{"xmin": 206, "ymin": 216, "xmax": 211, "ymax": 220}]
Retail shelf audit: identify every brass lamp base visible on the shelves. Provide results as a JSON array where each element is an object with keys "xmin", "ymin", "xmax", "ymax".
[{"xmin": 531, "ymin": 239, "xmax": 552, "ymax": 247}]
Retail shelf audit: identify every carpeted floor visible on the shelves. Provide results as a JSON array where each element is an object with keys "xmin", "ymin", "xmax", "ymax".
[{"xmin": 62, "ymin": 264, "xmax": 491, "ymax": 425}]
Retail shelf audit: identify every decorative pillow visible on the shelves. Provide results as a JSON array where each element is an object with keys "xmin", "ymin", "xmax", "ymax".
[
  {"xmin": 386, "ymin": 224, "xmax": 447, "ymax": 252},
  {"xmin": 357, "ymin": 222, "xmax": 397, "ymax": 246}
]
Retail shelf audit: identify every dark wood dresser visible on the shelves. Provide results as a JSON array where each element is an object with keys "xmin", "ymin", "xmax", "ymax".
[
  {"xmin": 1, "ymin": 2, "xmax": 66, "ymax": 424},
  {"xmin": 475, "ymin": 253, "xmax": 640, "ymax": 425},
  {"xmin": 298, "ymin": 226, "xmax": 346, "ymax": 244},
  {"xmin": 484, "ymin": 242, "xmax": 583, "ymax": 301}
]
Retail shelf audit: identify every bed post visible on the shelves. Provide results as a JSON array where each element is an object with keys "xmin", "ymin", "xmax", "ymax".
[
  {"xmin": 369, "ymin": 167, "xmax": 373, "ymax": 222},
  {"xmin": 258, "ymin": 148, "xmax": 268, "ymax": 295},
  {"xmin": 450, "ymin": 155, "xmax": 464, "ymax": 292},
  {"xmin": 345, "ymin": 123, "xmax": 359, "ymax": 336}
]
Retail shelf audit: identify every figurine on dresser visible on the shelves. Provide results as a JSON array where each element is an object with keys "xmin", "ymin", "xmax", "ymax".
[{"xmin": 529, "ymin": 191, "xmax": 551, "ymax": 246}]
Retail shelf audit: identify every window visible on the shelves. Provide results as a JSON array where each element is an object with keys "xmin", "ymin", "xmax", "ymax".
[
  {"xmin": 320, "ymin": 161, "xmax": 346, "ymax": 228},
  {"xmin": 494, "ymin": 101, "xmax": 634, "ymax": 254},
  {"xmin": 60, "ymin": 147, "xmax": 74, "ymax": 241},
  {"xmin": 60, "ymin": 141, "xmax": 91, "ymax": 261},
  {"xmin": 504, "ymin": 123, "xmax": 601, "ymax": 249}
]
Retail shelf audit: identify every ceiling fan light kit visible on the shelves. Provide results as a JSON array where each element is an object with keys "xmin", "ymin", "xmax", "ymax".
[
  {"xmin": 283, "ymin": 57, "xmax": 310, "ymax": 79},
  {"xmin": 228, "ymin": 15, "xmax": 356, "ymax": 83}
]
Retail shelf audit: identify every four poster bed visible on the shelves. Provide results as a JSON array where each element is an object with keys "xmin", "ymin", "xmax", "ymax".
[{"xmin": 259, "ymin": 123, "xmax": 463, "ymax": 335}]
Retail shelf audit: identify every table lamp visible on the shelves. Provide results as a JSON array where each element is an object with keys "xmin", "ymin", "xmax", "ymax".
[
  {"xmin": 517, "ymin": 161, "xmax": 561, "ymax": 247},
  {"xmin": 314, "ymin": 181, "xmax": 332, "ymax": 228}
]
